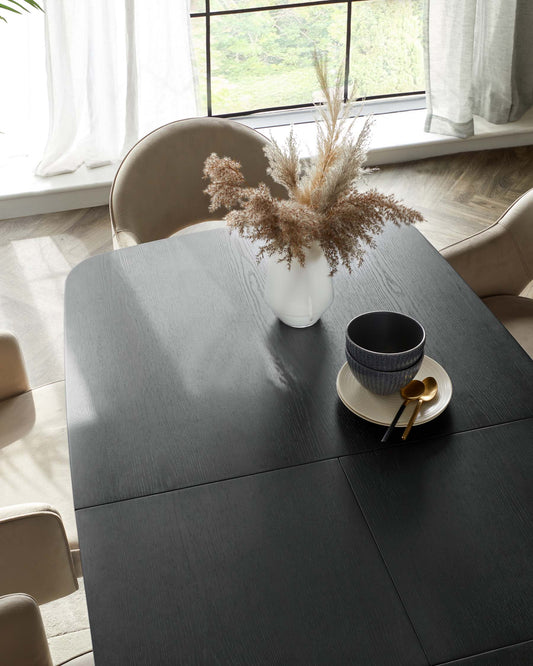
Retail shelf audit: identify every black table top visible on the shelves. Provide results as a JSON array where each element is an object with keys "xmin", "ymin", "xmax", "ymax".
[
  {"xmin": 76, "ymin": 460, "xmax": 428, "ymax": 666},
  {"xmin": 65, "ymin": 225, "xmax": 533, "ymax": 508},
  {"xmin": 76, "ymin": 421, "xmax": 533, "ymax": 666},
  {"xmin": 65, "ymin": 225, "xmax": 533, "ymax": 665},
  {"xmin": 342, "ymin": 418, "xmax": 533, "ymax": 665}
]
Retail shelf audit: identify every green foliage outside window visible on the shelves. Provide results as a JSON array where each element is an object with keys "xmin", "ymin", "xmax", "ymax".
[{"xmin": 191, "ymin": 0, "xmax": 425, "ymax": 115}]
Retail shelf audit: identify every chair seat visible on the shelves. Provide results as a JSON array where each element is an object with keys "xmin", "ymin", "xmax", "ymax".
[
  {"xmin": 483, "ymin": 295, "xmax": 533, "ymax": 358},
  {"xmin": 0, "ymin": 382, "xmax": 80, "ymax": 576}
]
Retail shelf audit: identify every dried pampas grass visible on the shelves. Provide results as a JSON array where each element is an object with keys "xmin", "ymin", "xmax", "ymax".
[{"xmin": 204, "ymin": 56, "xmax": 423, "ymax": 274}]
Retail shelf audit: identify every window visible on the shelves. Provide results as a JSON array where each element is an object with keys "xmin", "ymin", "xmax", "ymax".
[{"xmin": 189, "ymin": 0, "xmax": 425, "ymax": 117}]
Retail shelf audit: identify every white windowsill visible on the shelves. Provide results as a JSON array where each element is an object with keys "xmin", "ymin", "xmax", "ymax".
[{"xmin": 2, "ymin": 107, "xmax": 533, "ymax": 221}]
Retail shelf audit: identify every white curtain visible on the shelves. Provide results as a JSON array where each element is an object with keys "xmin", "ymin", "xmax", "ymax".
[
  {"xmin": 36, "ymin": 0, "xmax": 197, "ymax": 176},
  {"xmin": 425, "ymin": 0, "xmax": 533, "ymax": 138},
  {"xmin": 0, "ymin": 12, "xmax": 48, "ymax": 164}
]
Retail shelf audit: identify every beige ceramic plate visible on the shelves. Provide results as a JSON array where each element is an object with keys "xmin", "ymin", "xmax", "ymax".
[{"xmin": 336, "ymin": 355, "xmax": 452, "ymax": 427}]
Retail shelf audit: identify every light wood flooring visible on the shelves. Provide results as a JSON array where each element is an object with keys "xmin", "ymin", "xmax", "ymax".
[
  {"xmin": 2, "ymin": 144, "xmax": 533, "ymax": 387},
  {"xmin": 0, "ymin": 206, "xmax": 112, "ymax": 387}
]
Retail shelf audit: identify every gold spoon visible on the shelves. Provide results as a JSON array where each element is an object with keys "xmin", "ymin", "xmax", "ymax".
[
  {"xmin": 401, "ymin": 376, "xmax": 438, "ymax": 440},
  {"xmin": 381, "ymin": 379, "xmax": 426, "ymax": 443}
]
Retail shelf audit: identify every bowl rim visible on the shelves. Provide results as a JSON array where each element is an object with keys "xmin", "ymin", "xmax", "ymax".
[{"xmin": 346, "ymin": 310, "xmax": 426, "ymax": 358}]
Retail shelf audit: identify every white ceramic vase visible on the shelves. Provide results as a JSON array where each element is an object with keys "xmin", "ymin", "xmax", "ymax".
[{"xmin": 264, "ymin": 242, "xmax": 334, "ymax": 328}]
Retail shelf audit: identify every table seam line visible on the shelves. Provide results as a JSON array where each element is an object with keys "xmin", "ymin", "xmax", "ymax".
[
  {"xmin": 348, "ymin": 416, "xmax": 533, "ymax": 457},
  {"xmin": 74, "ymin": 456, "xmax": 343, "ymax": 511},
  {"xmin": 337, "ymin": 458, "xmax": 431, "ymax": 666},
  {"xmin": 73, "ymin": 416, "xmax": 533, "ymax": 512},
  {"xmin": 431, "ymin": 636, "xmax": 533, "ymax": 665},
  {"xmin": 413, "ymin": 415, "xmax": 533, "ymax": 440}
]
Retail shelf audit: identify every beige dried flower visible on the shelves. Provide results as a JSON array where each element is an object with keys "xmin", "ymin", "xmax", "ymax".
[{"xmin": 203, "ymin": 55, "xmax": 423, "ymax": 274}]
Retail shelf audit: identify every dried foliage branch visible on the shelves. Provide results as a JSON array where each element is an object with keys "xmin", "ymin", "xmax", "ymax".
[
  {"xmin": 320, "ymin": 189, "xmax": 424, "ymax": 272},
  {"xmin": 203, "ymin": 55, "xmax": 423, "ymax": 274},
  {"xmin": 297, "ymin": 57, "xmax": 368, "ymax": 211},
  {"xmin": 204, "ymin": 154, "xmax": 245, "ymax": 211},
  {"xmin": 264, "ymin": 130, "xmax": 301, "ymax": 197}
]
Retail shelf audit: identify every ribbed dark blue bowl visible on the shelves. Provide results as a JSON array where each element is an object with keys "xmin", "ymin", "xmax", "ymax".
[
  {"xmin": 346, "ymin": 311, "xmax": 425, "ymax": 372},
  {"xmin": 345, "ymin": 348, "xmax": 423, "ymax": 395}
]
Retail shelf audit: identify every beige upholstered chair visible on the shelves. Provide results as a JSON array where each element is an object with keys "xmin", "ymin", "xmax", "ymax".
[
  {"xmin": 0, "ymin": 504, "xmax": 78, "ymax": 605},
  {"xmin": 0, "ymin": 332, "xmax": 82, "ymax": 576},
  {"xmin": 109, "ymin": 116, "xmax": 288, "ymax": 249},
  {"xmin": 0, "ymin": 594, "xmax": 55, "ymax": 666},
  {"xmin": 441, "ymin": 188, "xmax": 533, "ymax": 358},
  {"xmin": 0, "ymin": 509, "xmax": 92, "ymax": 664},
  {"xmin": 0, "ymin": 332, "xmax": 29, "ymax": 401},
  {"xmin": 0, "ymin": 593, "xmax": 93, "ymax": 665}
]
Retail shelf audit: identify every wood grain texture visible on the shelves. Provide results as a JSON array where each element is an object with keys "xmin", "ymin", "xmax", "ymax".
[
  {"xmin": 366, "ymin": 146, "xmax": 533, "ymax": 250},
  {"xmin": 341, "ymin": 419, "xmax": 533, "ymax": 665},
  {"xmin": 75, "ymin": 460, "xmax": 428, "ymax": 666},
  {"xmin": 65, "ymin": 226, "xmax": 533, "ymax": 509}
]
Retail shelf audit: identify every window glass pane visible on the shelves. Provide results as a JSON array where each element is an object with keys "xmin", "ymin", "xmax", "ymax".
[
  {"xmin": 349, "ymin": 0, "xmax": 424, "ymax": 98},
  {"xmin": 210, "ymin": 4, "xmax": 346, "ymax": 115},
  {"xmin": 190, "ymin": 0, "xmax": 205, "ymax": 13},
  {"xmin": 190, "ymin": 17, "xmax": 208, "ymax": 115}
]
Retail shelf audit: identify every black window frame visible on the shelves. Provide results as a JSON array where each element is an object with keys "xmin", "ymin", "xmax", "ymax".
[{"xmin": 190, "ymin": 0, "xmax": 425, "ymax": 118}]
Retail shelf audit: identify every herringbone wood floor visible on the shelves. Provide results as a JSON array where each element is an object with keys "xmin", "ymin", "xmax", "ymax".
[
  {"xmin": 370, "ymin": 145, "xmax": 533, "ymax": 248},
  {"xmin": 1, "ymin": 145, "xmax": 533, "ymax": 386}
]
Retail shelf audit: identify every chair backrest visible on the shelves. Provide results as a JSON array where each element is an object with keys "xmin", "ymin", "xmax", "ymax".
[
  {"xmin": 0, "ymin": 504, "xmax": 78, "ymax": 605},
  {"xmin": 110, "ymin": 117, "xmax": 288, "ymax": 245},
  {"xmin": 0, "ymin": 332, "xmax": 30, "ymax": 402},
  {"xmin": 0, "ymin": 594, "xmax": 53, "ymax": 666},
  {"xmin": 442, "ymin": 188, "xmax": 533, "ymax": 297}
]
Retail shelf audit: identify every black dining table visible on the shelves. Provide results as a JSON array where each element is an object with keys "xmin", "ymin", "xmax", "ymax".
[{"xmin": 65, "ymin": 223, "xmax": 533, "ymax": 665}]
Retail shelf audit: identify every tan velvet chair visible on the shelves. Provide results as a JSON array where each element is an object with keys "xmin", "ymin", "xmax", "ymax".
[
  {"xmin": 0, "ymin": 594, "xmax": 93, "ymax": 665},
  {"xmin": 109, "ymin": 116, "xmax": 288, "ymax": 249},
  {"xmin": 0, "ymin": 332, "xmax": 82, "ymax": 576},
  {"xmin": 0, "ymin": 504, "xmax": 78, "ymax": 605},
  {"xmin": 0, "ymin": 593, "xmax": 54, "ymax": 666},
  {"xmin": 441, "ymin": 188, "xmax": 533, "ymax": 358},
  {"xmin": 0, "ymin": 508, "xmax": 92, "ymax": 664}
]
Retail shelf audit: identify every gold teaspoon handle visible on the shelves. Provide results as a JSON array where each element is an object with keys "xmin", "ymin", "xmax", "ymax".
[{"xmin": 402, "ymin": 399, "xmax": 423, "ymax": 440}]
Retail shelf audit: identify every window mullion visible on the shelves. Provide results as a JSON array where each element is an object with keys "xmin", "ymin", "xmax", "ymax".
[
  {"xmin": 206, "ymin": 0, "xmax": 212, "ymax": 116},
  {"xmin": 343, "ymin": 0, "xmax": 351, "ymax": 102}
]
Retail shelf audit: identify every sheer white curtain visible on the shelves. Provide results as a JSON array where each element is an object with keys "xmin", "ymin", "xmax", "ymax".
[
  {"xmin": 36, "ymin": 0, "xmax": 197, "ymax": 176},
  {"xmin": 0, "ymin": 12, "xmax": 48, "ymax": 164},
  {"xmin": 425, "ymin": 0, "xmax": 533, "ymax": 138}
]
